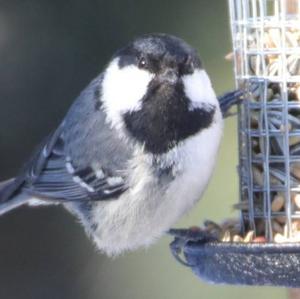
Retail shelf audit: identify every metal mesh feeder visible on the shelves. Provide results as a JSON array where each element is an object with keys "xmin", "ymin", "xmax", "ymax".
[{"xmin": 170, "ymin": 0, "xmax": 300, "ymax": 287}]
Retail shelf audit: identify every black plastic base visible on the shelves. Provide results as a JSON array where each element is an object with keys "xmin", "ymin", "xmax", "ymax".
[{"xmin": 183, "ymin": 241, "xmax": 300, "ymax": 287}]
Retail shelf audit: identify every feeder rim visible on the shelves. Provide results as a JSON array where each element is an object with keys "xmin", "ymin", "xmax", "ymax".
[{"xmin": 184, "ymin": 241, "xmax": 300, "ymax": 255}]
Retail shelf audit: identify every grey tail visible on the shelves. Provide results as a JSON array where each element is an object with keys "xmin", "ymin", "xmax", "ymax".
[{"xmin": 0, "ymin": 178, "xmax": 29, "ymax": 216}]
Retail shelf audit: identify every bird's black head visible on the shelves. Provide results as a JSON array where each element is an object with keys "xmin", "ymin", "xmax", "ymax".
[
  {"xmin": 100, "ymin": 33, "xmax": 219, "ymax": 155},
  {"xmin": 116, "ymin": 33, "xmax": 202, "ymax": 77}
]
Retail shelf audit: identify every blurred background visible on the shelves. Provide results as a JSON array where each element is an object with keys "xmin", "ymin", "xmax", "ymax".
[{"xmin": 0, "ymin": 0, "xmax": 287, "ymax": 298}]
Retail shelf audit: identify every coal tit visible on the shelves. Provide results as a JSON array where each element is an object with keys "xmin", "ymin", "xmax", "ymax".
[{"xmin": 0, "ymin": 33, "xmax": 236, "ymax": 256}]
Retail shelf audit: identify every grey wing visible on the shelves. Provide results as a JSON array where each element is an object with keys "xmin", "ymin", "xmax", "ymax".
[
  {"xmin": 4, "ymin": 75, "xmax": 131, "ymax": 203},
  {"xmin": 22, "ymin": 130, "xmax": 128, "ymax": 201}
]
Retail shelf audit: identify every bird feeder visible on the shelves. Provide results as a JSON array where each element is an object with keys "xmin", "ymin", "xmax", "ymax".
[{"xmin": 170, "ymin": 0, "xmax": 300, "ymax": 287}]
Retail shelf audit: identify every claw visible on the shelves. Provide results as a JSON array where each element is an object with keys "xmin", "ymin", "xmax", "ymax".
[
  {"xmin": 218, "ymin": 84, "xmax": 259, "ymax": 118},
  {"xmin": 218, "ymin": 89, "xmax": 245, "ymax": 118},
  {"xmin": 168, "ymin": 228, "xmax": 217, "ymax": 267},
  {"xmin": 169, "ymin": 238, "xmax": 194, "ymax": 267}
]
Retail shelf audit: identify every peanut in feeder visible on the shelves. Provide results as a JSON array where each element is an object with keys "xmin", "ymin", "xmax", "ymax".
[{"xmin": 170, "ymin": 0, "xmax": 300, "ymax": 287}]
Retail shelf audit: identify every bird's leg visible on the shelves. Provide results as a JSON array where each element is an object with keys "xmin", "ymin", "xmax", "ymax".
[{"xmin": 168, "ymin": 227, "xmax": 218, "ymax": 242}]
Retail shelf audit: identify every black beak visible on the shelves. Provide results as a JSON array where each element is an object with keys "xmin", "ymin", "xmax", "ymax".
[{"xmin": 158, "ymin": 68, "xmax": 178, "ymax": 84}]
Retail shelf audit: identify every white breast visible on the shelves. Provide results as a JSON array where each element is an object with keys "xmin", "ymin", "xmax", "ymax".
[
  {"xmin": 88, "ymin": 109, "xmax": 223, "ymax": 256},
  {"xmin": 76, "ymin": 67, "xmax": 224, "ymax": 256}
]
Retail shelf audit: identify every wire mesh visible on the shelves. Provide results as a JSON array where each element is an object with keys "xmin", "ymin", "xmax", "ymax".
[{"xmin": 229, "ymin": 0, "xmax": 300, "ymax": 242}]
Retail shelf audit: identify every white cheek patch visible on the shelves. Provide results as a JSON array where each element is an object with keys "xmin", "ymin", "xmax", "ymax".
[
  {"xmin": 101, "ymin": 58, "xmax": 154, "ymax": 129},
  {"xmin": 182, "ymin": 69, "xmax": 218, "ymax": 109}
]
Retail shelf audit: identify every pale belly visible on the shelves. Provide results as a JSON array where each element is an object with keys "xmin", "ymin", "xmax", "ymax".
[{"xmin": 70, "ymin": 114, "xmax": 223, "ymax": 256}]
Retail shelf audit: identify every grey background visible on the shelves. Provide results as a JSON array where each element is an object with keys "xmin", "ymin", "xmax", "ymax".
[{"xmin": 0, "ymin": 0, "xmax": 286, "ymax": 298}]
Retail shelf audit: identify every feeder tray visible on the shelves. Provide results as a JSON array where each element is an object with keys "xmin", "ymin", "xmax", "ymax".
[
  {"xmin": 170, "ymin": 0, "xmax": 300, "ymax": 287},
  {"xmin": 170, "ymin": 229, "xmax": 300, "ymax": 287}
]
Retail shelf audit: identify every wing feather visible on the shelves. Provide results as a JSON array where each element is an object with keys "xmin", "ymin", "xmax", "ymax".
[{"xmin": 23, "ymin": 132, "xmax": 127, "ymax": 202}]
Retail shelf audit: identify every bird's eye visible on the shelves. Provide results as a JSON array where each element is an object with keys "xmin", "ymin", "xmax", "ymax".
[
  {"xmin": 181, "ymin": 55, "xmax": 194, "ymax": 75},
  {"xmin": 138, "ymin": 57, "xmax": 148, "ymax": 69}
]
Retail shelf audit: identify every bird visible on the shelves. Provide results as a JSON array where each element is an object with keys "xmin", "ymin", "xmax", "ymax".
[{"xmin": 0, "ymin": 33, "xmax": 241, "ymax": 256}]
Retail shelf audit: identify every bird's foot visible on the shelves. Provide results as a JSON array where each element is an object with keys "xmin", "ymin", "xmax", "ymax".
[{"xmin": 168, "ymin": 227, "xmax": 217, "ymax": 267}]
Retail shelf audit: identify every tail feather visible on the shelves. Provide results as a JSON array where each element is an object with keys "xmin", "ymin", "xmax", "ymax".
[
  {"xmin": 0, "ymin": 178, "xmax": 15, "ymax": 190},
  {"xmin": 0, "ymin": 178, "xmax": 15, "ymax": 201},
  {"xmin": 0, "ymin": 194, "xmax": 29, "ymax": 216},
  {"xmin": 0, "ymin": 178, "xmax": 29, "ymax": 215}
]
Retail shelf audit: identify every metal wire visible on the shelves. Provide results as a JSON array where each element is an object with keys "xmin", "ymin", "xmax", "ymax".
[{"xmin": 229, "ymin": 0, "xmax": 300, "ymax": 241}]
